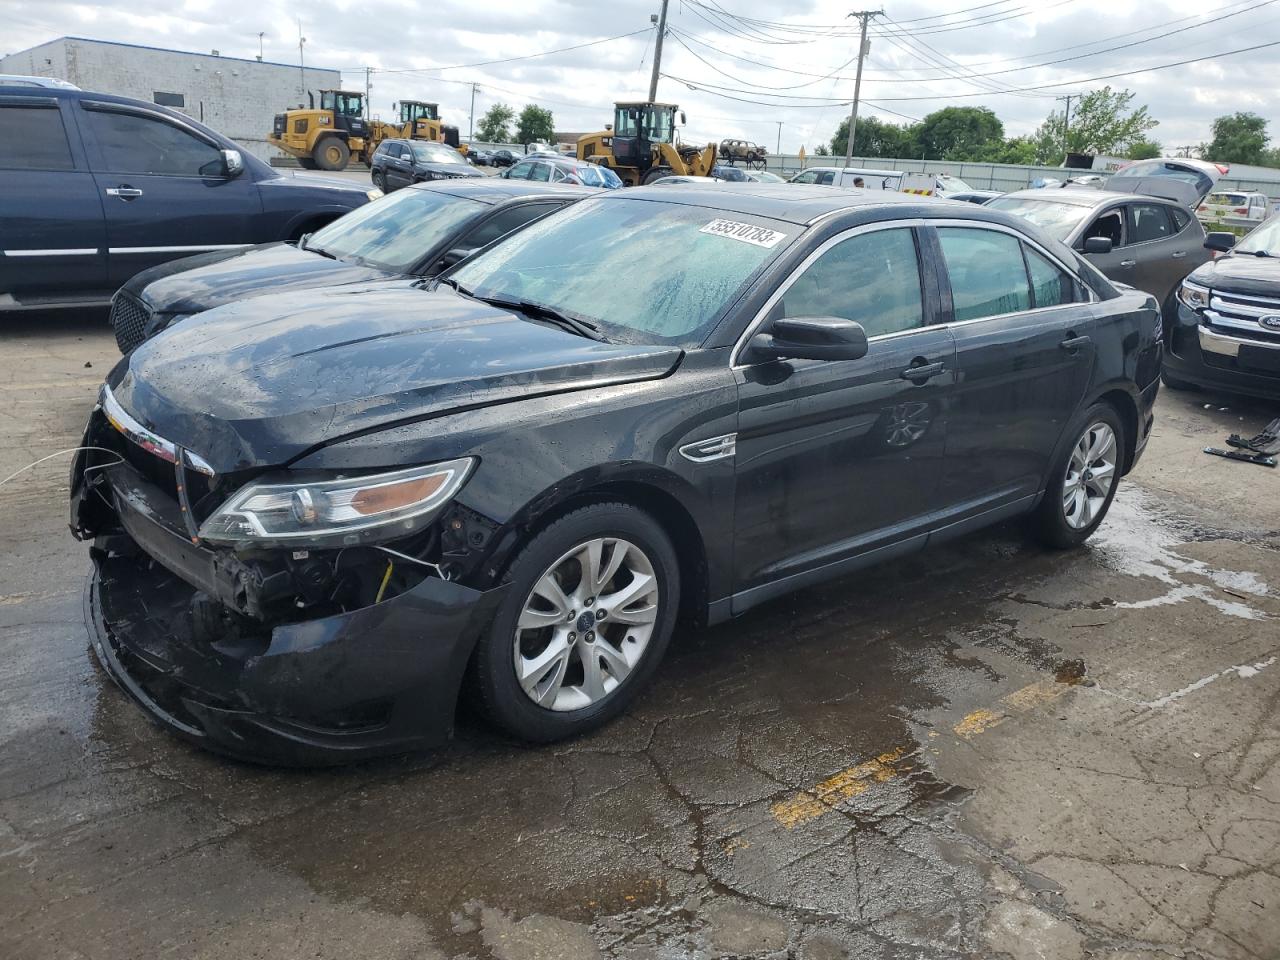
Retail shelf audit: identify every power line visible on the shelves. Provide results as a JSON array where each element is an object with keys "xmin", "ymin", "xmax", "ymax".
[{"xmin": 374, "ymin": 28, "xmax": 650, "ymax": 74}]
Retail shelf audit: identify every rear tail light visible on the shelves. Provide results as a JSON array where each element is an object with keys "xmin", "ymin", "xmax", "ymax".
[
  {"xmin": 1234, "ymin": 207, "xmax": 1248, "ymax": 214},
  {"xmin": 1214, "ymin": 163, "xmax": 1231, "ymax": 174}
]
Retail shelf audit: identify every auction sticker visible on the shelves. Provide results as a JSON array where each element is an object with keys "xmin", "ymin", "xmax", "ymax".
[{"xmin": 699, "ymin": 219, "xmax": 787, "ymax": 249}]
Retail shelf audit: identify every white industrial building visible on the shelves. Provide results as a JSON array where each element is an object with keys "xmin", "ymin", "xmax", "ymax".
[{"xmin": 0, "ymin": 37, "xmax": 342, "ymax": 161}]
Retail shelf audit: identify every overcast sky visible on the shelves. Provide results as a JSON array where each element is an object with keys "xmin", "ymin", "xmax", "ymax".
[{"xmin": 5, "ymin": 0, "xmax": 1278, "ymax": 153}]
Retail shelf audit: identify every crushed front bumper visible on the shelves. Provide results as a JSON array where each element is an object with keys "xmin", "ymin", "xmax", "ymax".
[{"xmin": 79, "ymin": 451, "xmax": 507, "ymax": 765}]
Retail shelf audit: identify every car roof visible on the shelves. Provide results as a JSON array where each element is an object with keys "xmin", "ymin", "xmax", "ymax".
[
  {"xmin": 0, "ymin": 75, "xmax": 79, "ymax": 89},
  {"xmin": 996, "ymin": 187, "xmax": 1180, "ymax": 208},
  {"xmin": 407, "ymin": 179, "xmax": 596, "ymax": 204},
  {"xmin": 621, "ymin": 182, "xmax": 977, "ymax": 225}
]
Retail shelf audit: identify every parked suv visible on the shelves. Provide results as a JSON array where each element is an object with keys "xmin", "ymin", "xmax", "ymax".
[
  {"xmin": 72, "ymin": 185, "xmax": 1160, "ymax": 763},
  {"xmin": 1165, "ymin": 215, "xmax": 1280, "ymax": 399},
  {"xmin": 0, "ymin": 84, "xmax": 379, "ymax": 313},
  {"xmin": 369, "ymin": 138, "xmax": 483, "ymax": 193}
]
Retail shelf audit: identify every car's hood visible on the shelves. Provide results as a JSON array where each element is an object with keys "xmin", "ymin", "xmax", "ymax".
[
  {"xmin": 126, "ymin": 243, "xmax": 397, "ymax": 316},
  {"xmin": 1189, "ymin": 253, "xmax": 1280, "ymax": 298},
  {"xmin": 422, "ymin": 163, "xmax": 484, "ymax": 178},
  {"xmin": 110, "ymin": 286, "xmax": 683, "ymax": 473}
]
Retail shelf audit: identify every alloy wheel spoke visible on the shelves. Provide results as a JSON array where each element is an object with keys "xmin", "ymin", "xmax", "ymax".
[
  {"xmin": 581, "ymin": 647, "xmax": 608, "ymax": 700},
  {"xmin": 529, "ymin": 573, "xmax": 571, "ymax": 622},
  {"xmin": 595, "ymin": 640, "xmax": 634, "ymax": 684},
  {"xmin": 599, "ymin": 573, "xmax": 657, "ymax": 624},
  {"xmin": 596, "ymin": 540, "xmax": 629, "ymax": 594},
  {"xmin": 518, "ymin": 634, "xmax": 570, "ymax": 695}
]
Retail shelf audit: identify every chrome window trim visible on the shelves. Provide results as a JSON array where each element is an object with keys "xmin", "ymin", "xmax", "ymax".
[
  {"xmin": 108, "ymin": 244, "xmax": 252, "ymax": 254},
  {"xmin": 3, "ymin": 248, "xmax": 99, "ymax": 256},
  {"xmin": 730, "ymin": 218, "xmax": 927, "ymax": 368},
  {"xmin": 1210, "ymin": 289, "xmax": 1280, "ymax": 308}
]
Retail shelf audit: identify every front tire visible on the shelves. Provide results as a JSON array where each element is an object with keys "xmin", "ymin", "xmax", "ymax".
[
  {"xmin": 473, "ymin": 503, "xmax": 680, "ymax": 742},
  {"xmin": 372, "ymin": 169, "xmax": 387, "ymax": 193},
  {"xmin": 313, "ymin": 138, "xmax": 350, "ymax": 171},
  {"xmin": 643, "ymin": 166, "xmax": 673, "ymax": 185},
  {"xmin": 1030, "ymin": 403, "xmax": 1125, "ymax": 549}
]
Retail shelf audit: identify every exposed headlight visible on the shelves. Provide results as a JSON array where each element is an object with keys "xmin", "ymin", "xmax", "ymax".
[
  {"xmin": 366, "ymin": 188, "xmax": 384, "ymax": 201},
  {"xmin": 1178, "ymin": 279, "xmax": 1210, "ymax": 311},
  {"xmin": 198, "ymin": 458, "xmax": 474, "ymax": 546}
]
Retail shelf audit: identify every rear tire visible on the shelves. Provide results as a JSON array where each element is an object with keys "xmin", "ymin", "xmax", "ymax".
[
  {"xmin": 643, "ymin": 166, "xmax": 673, "ymax": 185},
  {"xmin": 372, "ymin": 169, "xmax": 387, "ymax": 193},
  {"xmin": 297, "ymin": 158, "xmax": 318, "ymax": 170},
  {"xmin": 473, "ymin": 503, "xmax": 680, "ymax": 742},
  {"xmin": 313, "ymin": 138, "xmax": 349, "ymax": 171},
  {"xmin": 1029, "ymin": 402, "xmax": 1125, "ymax": 549}
]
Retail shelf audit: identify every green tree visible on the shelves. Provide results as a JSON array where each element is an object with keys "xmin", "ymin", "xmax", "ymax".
[
  {"xmin": 915, "ymin": 106, "xmax": 1004, "ymax": 160},
  {"xmin": 813, "ymin": 144, "xmax": 831, "ymax": 156},
  {"xmin": 829, "ymin": 115, "xmax": 912, "ymax": 159},
  {"xmin": 1125, "ymin": 137, "xmax": 1162, "ymax": 160},
  {"xmin": 1205, "ymin": 112, "xmax": 1269, "ymax": 165},
  {"xmin": 978, "ymin": 135, "xmax": 1038, "ymax": 165},
  {"xmin": 476, "ymin": 103, "xmax": 514, "ymax": 143},
  {"xmin": 1033, "ymin": 87, "xmax": 1157, "ymax": 161},
  {"xmin": 516, "ymin": 104, "xmax": 555, "ymax": 146}
]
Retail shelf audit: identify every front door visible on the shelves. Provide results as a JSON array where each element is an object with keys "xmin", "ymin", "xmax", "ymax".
[
  {"xmin": 78, "ymin": 102, "xmax": 261, "ymax": 286},
  {"xmin": 934, "ymin": 225, "xmax": 1097, "ymax": 516},
  {"xmin": 733, "ymin": 224, "xmax": 955, "ymax": 596}
]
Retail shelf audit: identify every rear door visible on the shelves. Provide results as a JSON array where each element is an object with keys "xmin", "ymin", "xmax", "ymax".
[
  {"xmin": 77, "ymin": 101, "xmax": 262, "ymax": 286},
  {"xmin": 935, "ymin": 224, "xmax": 1096, "ymax": 517},
  {"xmin": 1126, "ymin": 201, "xmax": 1197, "ymax": 306},
  {"xmin": 0, "ymin": 94, "xmax": 109, "ymax": 306}
]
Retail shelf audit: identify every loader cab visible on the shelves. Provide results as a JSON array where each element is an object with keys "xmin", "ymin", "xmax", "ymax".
[
  {"xmin": 611, "ymin": 101, "xmax": 679, "ymax": 170},
  {"xmin": 318, "ymin": 90, "xmax": 366, "ymax": 138},
  {"xmin": 399, "ymin": 101, "xmax": 439, "ymax": 124}
]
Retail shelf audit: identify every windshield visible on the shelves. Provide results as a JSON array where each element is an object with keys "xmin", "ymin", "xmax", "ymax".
[
  {"xmin": 305, "ymin": 188, "xmax": 483, "ymax": 273},
  {"xmin": 411, "ymin": 142, "xmax": 466, "ymax": 165},
  {"xmin": 1236, "ymin": 217, "xmax": 1280, "ymax": 256},
  {"xmin": 986, "ymin": 197, "xmax": 1091, "ymax": 241},
  {"xmin": 613, "ymin": 105, "xmax": 675, "ymax": 144},
  {"xmin": 450, "ymin": 198, "xmax": 794, "ymax": 347}
]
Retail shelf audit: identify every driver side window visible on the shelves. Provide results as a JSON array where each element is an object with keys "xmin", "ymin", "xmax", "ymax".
[
  {"xmin": 781, "ymin": 228, "xmax": 924, "ymax": 338},
  {"xmin": 85, "ymin": 108, "xmax": 224, "ymax": 177},
  {"xmin": 792, "ymin": 170, "xmax": 818, "ymax": 184},
  {"xmin": 1083, "ymin": 209, "xmax": 1125, "ymax": 248}
]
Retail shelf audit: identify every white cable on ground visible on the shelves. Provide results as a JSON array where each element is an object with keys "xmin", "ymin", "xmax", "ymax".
[{"xmin": 0, "ymin": 447, "xmax": 124, "ymax": 490}]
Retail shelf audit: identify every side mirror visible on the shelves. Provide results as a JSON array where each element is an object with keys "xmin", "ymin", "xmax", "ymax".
[
  {"xmin": 222, "ymin": 149, "xmax": 244, "ymax": 177},
  {"xmin": 296, "ymin": 232, "xmax": 313, "ymax": 249},
  {"xmin": 1083, "ymin": 236, "xmax": 1113, "ymax": 255},
  {"xmin": 680, "ymin": 111, "xmax": 687, "ymax": 125},
  {"xmin": 747, "ymin": 316, "xmax": 869, "ymax": 363},
  {"xmin": 439, "ymin": 247, "xmax": 474, "ymax": 268},
  {"xmin": 1205, "ymin": 231, "xmax": 1236, "ymax": 253}
]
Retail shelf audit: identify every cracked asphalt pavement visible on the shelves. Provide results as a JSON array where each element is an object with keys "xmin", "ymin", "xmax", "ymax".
[{"xmin": 2, "ymin": 312, "xmax": 1279, "ymax": 960}]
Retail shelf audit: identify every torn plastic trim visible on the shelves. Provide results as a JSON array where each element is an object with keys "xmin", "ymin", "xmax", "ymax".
[{"xmin": 101, "ymin": 384, "xmax": 215, "ymax": 476}]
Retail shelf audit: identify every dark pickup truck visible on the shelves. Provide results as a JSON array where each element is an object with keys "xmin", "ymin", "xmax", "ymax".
[{"xmin": 0, "ymin": 85, "xmax": 380, "ymax": 313}]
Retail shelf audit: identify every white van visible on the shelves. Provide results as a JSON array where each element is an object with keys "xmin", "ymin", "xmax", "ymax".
[
  {"xmin": 899, "ymin": 173, "xmax": 976, "ymax": 198},
  {"xmin": 789, "ymin": 166, "xmax": 902, "ymax": 190},
  {"xmin": 1197, "ymin": 191, "xmax": 1271, "ymax": 223}
]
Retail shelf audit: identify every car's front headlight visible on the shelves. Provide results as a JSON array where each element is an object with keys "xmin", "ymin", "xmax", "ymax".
[
  {"xmin": 366, "ymin": 188, "xmax": 384, "ymax": 201},
  {"xmin": 1178, "ymin": 279, "xmax": 1210, "ymax": 311},
  {"xmin": 198, "ymin": 458, "xmax": 474, "ymax": 546}
]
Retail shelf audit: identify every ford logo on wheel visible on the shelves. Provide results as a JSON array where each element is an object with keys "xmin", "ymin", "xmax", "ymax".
[{"xmin": 1261, "ymin": 314, "xmax": 1280, "ymax": 330}]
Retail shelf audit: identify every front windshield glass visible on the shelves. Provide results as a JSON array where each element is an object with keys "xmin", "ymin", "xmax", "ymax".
[
  {"xmin": 306, "ymin": 189, "xmax": 482, "ymax": 273},
  {"xmin": 411, "ymin": 142, "xmax": 466, "ymax": 164},
  {"xmin": 1237, "ymin": 217, "xmax": 1280, "ymax": 256},
  {"xmin": 986, "ymin": 197, "xmax": 1091, "ymax": 241},
  {"xmin": 450, "ymin": 198, "xmax": 794, "ymax": 347}
]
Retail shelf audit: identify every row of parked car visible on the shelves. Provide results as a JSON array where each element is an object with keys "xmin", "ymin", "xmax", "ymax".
[{"xmin": 5, "ymin": 82, "xmax": 1280, "ymax": 764}]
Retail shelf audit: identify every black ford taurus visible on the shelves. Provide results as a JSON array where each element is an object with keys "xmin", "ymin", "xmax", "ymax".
[{"xmin": 71, "ymin": 185, "xmax": 1162, "ymax": 764}]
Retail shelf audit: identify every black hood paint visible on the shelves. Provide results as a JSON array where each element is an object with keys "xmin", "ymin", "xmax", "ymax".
[
  {"xmin": 1188, "ymin": 254, "xmax": 1280, "ymax": 298},
  {"xmin": 124, "ymin": 243, "xmax": 396, "ymax": 316},
  {"xmin": 110, "ymin": 286, "xmax": 684, "ymax": 473}
]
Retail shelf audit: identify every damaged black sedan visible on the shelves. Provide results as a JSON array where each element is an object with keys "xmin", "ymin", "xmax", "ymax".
[{"xmin": 72, "ymin": 185, "xmax": 1161, "ymax": 764}]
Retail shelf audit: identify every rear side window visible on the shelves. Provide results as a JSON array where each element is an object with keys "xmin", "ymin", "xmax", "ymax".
[
  {"xmin": 1169, "ymin": 206, "xmax": 1191, "ymax": 232},
  {"xmin": 1128, "ymin": 204, "xmax": 1173, "ymax": 244},
  {"xmin": 0, "ymin": 103, "xmax": 74, "ymax": 170},
  {"xmin": 1025, "ymin": 247, "xmax": 1085, "ymax": 308},
  {"xmin": 508, "ymin": 160, "xmax": 534, "ymax": 179},
  {"xmin": 85, "ymin": 108, "xmax": 223, "ymax": 176},
  {"xmin": 782, "ymin": 228, "xmax": 923, "ymax": 338},
  {"xmin": 938, "ymin": 228, "xmax": 1032, "ymax": 321}
]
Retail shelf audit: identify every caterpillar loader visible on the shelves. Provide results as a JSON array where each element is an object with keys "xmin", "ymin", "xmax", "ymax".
[
  {"xmin": 268, "ymin": 90, "xmax": 372, "ymax": 171},
  {"xmin": 576, "ymin": 102, "xmax": 717, "ymax": 186},
  {"xmin": 365, "ymin": 101, "xmax": 467, "ymax": 158}
]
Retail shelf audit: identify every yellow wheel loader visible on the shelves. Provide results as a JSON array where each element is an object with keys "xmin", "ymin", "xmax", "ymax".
[
  {"xmin": 576, "ymin": 102, "xmax": 717, "ymax": 186},
  {"xmin": 268, "ymin": 90, "xmax": 372, "ymax": 171}
]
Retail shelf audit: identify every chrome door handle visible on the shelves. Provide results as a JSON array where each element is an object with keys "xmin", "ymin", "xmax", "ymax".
[
  {"xmin": 105, "ymin": 187, "xmax": 143, "ymax": 199},
  {"xmin": 1171, "ymin": 251, "xmax": 1187, "ymax": 259},
  {"xmin": 1119, "ymin": 259, "xmax": 1137, "ymax": 267},
  {"xmin": 900, "ymin": 360, "xmax": 946, "ymax": 382}
]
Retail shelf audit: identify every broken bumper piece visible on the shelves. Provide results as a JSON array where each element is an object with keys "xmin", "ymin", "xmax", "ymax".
[{"xmin": 86, "ymin": 529, "xmax": 506, "ymax": 767}]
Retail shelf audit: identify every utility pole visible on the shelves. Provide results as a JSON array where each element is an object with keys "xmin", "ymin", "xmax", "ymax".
[
  {"xmin": 1056, "ymin": 94, "xmax": 1074, "ymax": 156},
  {"xmin": 365, "ymin": 67, "xmax": 372, "ymax": 120},
  {"xmin": 776, "ymin": 121, "xmax": 783, "ymax": 155},
  {"xmin": 843, "ymin": 10, "xmax": 882, "ymax": 167},
  {"xmin": 648, "ymin": 0, "xmax": 669, "ymax": 103},
  {"xmin": 469, "ymin": 82, "xmax": 479, "ymax": 142},
  {"xmin": 257, "ymin": 32, "xmax": 265, "ymax": 62},
  {"xmin": 297, "ymin": 21, "xmax": 306, "ymax": 103}
]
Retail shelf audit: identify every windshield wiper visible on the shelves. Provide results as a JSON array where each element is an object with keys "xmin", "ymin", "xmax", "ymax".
[
  {"xmin": 429, "ymin": 276, "xmax": 475, "ymax": 296},
  {"xmin": 480, "ymin": 295, "xmax": 608, "ymax": 342},
  {"xmin": 305, "ymin": 242, "xmax": 339, "ymax": 261}
]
